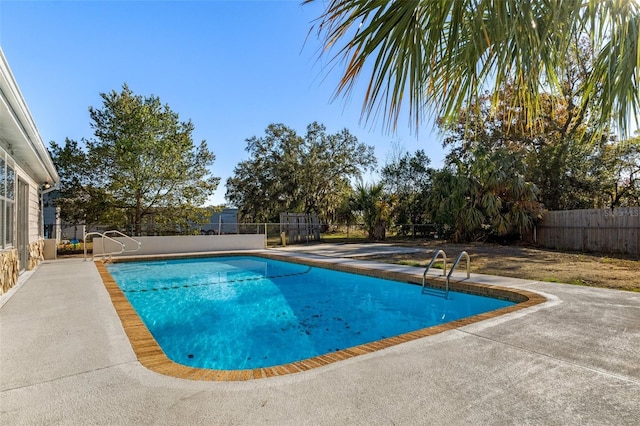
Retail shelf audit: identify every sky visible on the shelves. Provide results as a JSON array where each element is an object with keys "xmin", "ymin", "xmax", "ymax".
[{"xmin": 0, "ymin": 0, "xmax": 445, "ymax": 205}]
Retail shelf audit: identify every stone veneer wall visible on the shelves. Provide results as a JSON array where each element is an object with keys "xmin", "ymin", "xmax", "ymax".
[
  {"xmin": 0, "ymin": 241, "xmax": 44, "ymax": 295},
  {"xmin": 1, "ymin": 249, "xmax": 19, "ymax": 295},
  {"xmin": 28, "ymin": 240, "xmax": 44, "ymax": 270}
]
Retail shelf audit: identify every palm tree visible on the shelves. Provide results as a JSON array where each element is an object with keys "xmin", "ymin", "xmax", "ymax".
[
  {"xmin": 307, "ymin": 1, "xmax": 640, "ymax": 135},
  {"xmin": 426, "ymin": 146, "xmax": 541, "ymax": 242},
  {"xmin": 352, "ymin": 182, "xmax": 395, "ymax": 240}
]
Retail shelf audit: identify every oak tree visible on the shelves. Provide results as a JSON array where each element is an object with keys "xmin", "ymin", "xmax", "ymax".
[{"xmin": 226, "ymin": 122, "xmax": 376, "ymax": 223}]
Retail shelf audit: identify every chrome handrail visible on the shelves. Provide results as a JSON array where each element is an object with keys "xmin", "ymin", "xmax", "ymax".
[
  {"xmin": 103, "ymin": 230, "xmax": 142, "ymax": 254},
  {"xmin": 422, "ymin": 249, "xmax": 447, "ymax": 294},
  {"xmin": 84, "ymin": 232, "xmax": 124, "ymax": 261},
  {"xmin": 83, "ymin": 231, "xmax": 141, "ymax": 261},
  {"xmin": 445, "ymin": 251, "xmax": 471, "ymax": 298},
  {"xmin": 422, "ymin": 250, "xmax": 470, "ymax": 299}
]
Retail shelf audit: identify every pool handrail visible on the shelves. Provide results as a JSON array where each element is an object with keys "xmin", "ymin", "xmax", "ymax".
[
  {"xmin": 422, "ymin": 250, "xmax": 471, "ymax": 299},
  {"xmin": 445, "ymin": 251, "xmax": 471, "ymax": 298},
  {"xmin": 83, "ymin": 231, "xmax": 142, "ymax": 261},
  {"xmin": 422, "ymin": 249, "xmax": 447, "ymax": 294},
  {"xmin": 103, "ymin": 230, "xmax": 142, "ymax": 254}
]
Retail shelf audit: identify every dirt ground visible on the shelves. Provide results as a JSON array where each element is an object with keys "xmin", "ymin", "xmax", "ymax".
[{"xmin": 358, "ymin": 240, "xmax": 640, "ymax": 292}]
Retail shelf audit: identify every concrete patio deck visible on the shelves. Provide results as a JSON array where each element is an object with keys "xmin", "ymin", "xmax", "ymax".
[{"xmin": 1, "ymin": 247, "xmax": 639, "ymax": 425}]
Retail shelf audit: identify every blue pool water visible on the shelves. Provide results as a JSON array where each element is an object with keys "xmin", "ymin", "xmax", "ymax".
[{"xmin": 106, "ymin": 256, "xmax": 514, "ymax": 370}]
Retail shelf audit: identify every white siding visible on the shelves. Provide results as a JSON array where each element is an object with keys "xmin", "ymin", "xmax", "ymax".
[
  {"xmin": 12, "ymin": 161, "xmax": 41, "ymax": 244},
  {"xmin": 28, "ymin": 179, "xmax": 40, "ymax": 244}
]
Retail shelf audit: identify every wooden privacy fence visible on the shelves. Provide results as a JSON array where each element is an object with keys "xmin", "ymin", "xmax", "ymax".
[{"xmin": 535, "ymin": 208, "xmax": 640, "ymax": 257}]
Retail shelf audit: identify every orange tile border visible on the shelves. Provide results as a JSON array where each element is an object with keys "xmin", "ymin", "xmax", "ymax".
[{"xmin": 94, "ymin": 253, "xmax": 546, "ymax": 381}]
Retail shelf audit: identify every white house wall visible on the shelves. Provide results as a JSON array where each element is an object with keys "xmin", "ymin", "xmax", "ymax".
[{"xmin": 0, "ymin": 48, "xmax": 59, "ymax": 293}]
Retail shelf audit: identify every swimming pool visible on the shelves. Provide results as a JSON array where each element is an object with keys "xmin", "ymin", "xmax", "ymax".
[{"xmin": 105, "ymin": 256, "xmax": 516, "ymax": 371}]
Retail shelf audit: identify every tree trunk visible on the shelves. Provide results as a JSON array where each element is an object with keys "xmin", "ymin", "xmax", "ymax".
[
  {"xmin": 373, "ymin": 222, "xmax": 386, "ymax": 241},
  {"xmin": 135, "ymin": 194, "xmax": 143, "ymax": 236}
]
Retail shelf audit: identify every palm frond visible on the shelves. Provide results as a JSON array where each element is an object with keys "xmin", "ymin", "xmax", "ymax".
[{"xmin": 308, "ymin": 0, "xmax": 640, "ymax": 134}]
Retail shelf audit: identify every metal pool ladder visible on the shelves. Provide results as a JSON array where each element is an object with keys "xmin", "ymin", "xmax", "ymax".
[
  {"xmin": 422, "ymin": 250, "xmax": 470, "ymax": 299},
  {"xmin": 422, "ymin": 250, "xmax": 447, "ymax": 296}
]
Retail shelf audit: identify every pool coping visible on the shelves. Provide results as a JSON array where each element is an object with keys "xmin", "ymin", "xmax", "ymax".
[{"xmin": 95, "ymin": 252, "xmax": 546, "ymax": 381}]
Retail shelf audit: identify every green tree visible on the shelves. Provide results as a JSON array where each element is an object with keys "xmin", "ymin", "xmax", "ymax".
[
  {"xmin": 351, "ymin": 181, "xmax": 395, "ymax": 240},
  {"xmin": 528, "ymin": 134, "xmax": 607, "ymax": 210},
  {"xmin": 380, "ymin": 149, "xmax": 432, "ymax": 235},
  {"xmin": 599, "ymin": 137, "xmax": 640, "ymax": 208},
  {"xmin": 49, "ymin": 138, "xmax": 115, "ymax": 229},
  {"xmin": 226, "ymin": 122, "xmax": 376, "ymax": 223},
  {"xmin": 427, "ymin": 147, "xmax": 541, "ymax": 243},
  {"xmin": 307, "ymin": 1, "xmax": 639, "ymax": 135},
  {"xmin": 439, "ymin": 36, "xmax": 622, "ymax": 211},
  {"xmin": 333, "ymin": 187, "xmax": 357, "ymax": 232},
  {"xmin": 439, "ymin": 84, "xmax": 607, "ymax": 211},
  {"xmin": 51, "ymin": 84, "xmax": 219, "ymax": 235}
]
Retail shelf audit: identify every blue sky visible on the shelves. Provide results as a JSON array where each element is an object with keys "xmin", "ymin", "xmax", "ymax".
[{"xmin": 1, "ymin": 0, "xmax": 444, "ymax": 205}]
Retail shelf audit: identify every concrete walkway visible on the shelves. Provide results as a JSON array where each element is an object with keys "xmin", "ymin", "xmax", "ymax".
[
  {"xmin": 1, "ymin": 249, "xmax": 639, "ymax": 425},
  {"xmin": 276, "ymin": 242, "xmax": 423, "ymax": 258}
]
